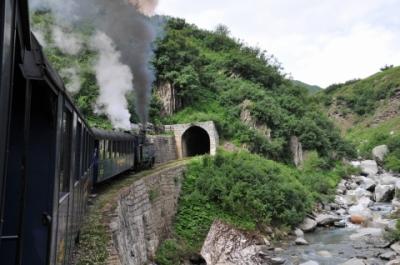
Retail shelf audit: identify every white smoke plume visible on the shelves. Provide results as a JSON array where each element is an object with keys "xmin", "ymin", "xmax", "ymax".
[
  {"xmin": 90, "ymin": 31, "xmax": 133, "ymax": 130},
  {"xmin": 128, "ymin": 0, "xmax": 159, "ymax": 17},
  {"xmin": 31, "ymin": 0, "xmax": 159, "ymax": 126},
  {"xmin": 60, "ymin": 67, "xmax": 81, "ymax": 94},
  {"xmin": 52, "ymin": 26, "xmax": 83, "ymax": 55}
]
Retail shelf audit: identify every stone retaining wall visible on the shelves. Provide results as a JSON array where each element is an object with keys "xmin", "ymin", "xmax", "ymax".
[
  {"xmin": 148, "ymin": 135, "xmax": 178, "ymax": 165},
  {"xmin": 106, "ymin": 163, "xmax": 186, "ymax": 265}
]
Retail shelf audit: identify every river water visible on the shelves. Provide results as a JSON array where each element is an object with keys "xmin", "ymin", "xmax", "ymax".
[{"xmin": 280, "ymin": 203, "xmax": 393, "ymax": 265}]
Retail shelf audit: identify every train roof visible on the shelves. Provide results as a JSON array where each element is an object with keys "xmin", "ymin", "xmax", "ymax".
[
  {"xmin": 91, "ymin": 128, "xmax": 136, "ymax": 141},
  {"xmin": 21, "ymin": 33, "xmax": 93, "ymax": 132}
]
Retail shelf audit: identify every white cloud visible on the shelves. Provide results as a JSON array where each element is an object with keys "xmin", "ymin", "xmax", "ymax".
[{"xmin": 157, "ymin": 0, "xmax": 400, "ymax": 87}]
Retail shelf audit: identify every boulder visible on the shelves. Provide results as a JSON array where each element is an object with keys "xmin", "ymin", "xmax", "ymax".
[
  {"xmin": 372, "ymin": 145, "xmax": 389, "ymax": 162},
  {"xmin": 351, "ymin": 161, "xmax": 361, "ymax": 167},
  {"xmin": 294, "ymin": 228, "xmax": 304, "ymax": 237},
  {"xmin": 378, "ymin": 173, "xmax": 398, "ymax": 185},
  {"xmin": 317, "ymin": 250, "xmax": 332, "ymax": 257},
  {"xmin": 315, "ymin": 214, "xmax": 342, "ymax": 226},
  {"xmin": 300, "ymin": 261, "xmax": 319, "ymax": 265},
  {"xmin": 375, "ymin": 184, "xmax": 395, "ymax": 202},
  {"xmin": 348, "ymin": 204, "xmax": 372, "ymax": 220},
  {"xmin": 334, "ymin": 220, "xmax": 347, "ymax": 227},
  {"xmin": 391, "ymin": 242, "xmax": 400, "ymax": 254},
  {"xmin": 336, "ymin": 208, "xmax": 347, "ymax": 216},
  {"xmin": 350, "ymin": 214, "xmax": 367, "ymax": 224},
  {"xmin": 387, "ymin": 259, "xmax": 400, "ymax": 265},
  {"xmin": 270, "ymin": 257, "xmax": 286, "ymax": 264},
  {"xmin": 359, "ymin": 176, "xmax": 376, "ymax": 191},
  {"xmin": 360, "ymin": 160, "xmax": 378, "ymax": 176},
  {"xmin": 200, "ymin": 220, "xmax": 271, "ymax": 265},
  {"xmin": 299, "ymin": 217, "xmax": 317, "ymax": 232},
  {"xmin": 379, "ymin": 251, "xmax": 397, "ymax": 260},
  {"xmin": 340, "ymin": 258, "xmax": 366, "ymax": 265},
  {"xmin": 295, "ymin": 237, "xmax": 309, "ymax": 245},
  {"xmin": 347, "ymin": 188, "xmax": 373, "ymax": 200}
]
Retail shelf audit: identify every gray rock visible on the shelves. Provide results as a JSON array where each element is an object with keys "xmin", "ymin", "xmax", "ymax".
[
  {"xmin": 299, "ymin": 217, "xmax": 317, "ymax": 232},
  {"xmin": 317, "ymin": 250, "xmax": 332, "ymax": 257},
  {"xmin": 360, "ymin": 160, "xmax": 378, "ymax": 176},
  {"xmin": 379, "ymin": 251, "xmax": 397, "ymax": 260},
  {"xmin": 340, "ymin": 258, "xmax": 366, "ymax": 265},
  {"xmin": 334, "ymin": 220, "xmax": 347, "ymax": 227},
  {"xmin": 295, "ymin": 237, "xmax": 309, "ymax": 245},
  {"xmin": 274, "ymin": 248, "xmax": 284, "ymax": 253},
  {"xmin": 391, "ymin": 242, "xmax": 400, "ymax": 254},
  {"xmin": 300, "ymin": 261, "xmax": 319, "ymax": 265},
  {"xmin": 315, "ymin": 214, "xmax": 342, "ymax": 226},
  {"xmin": 378, "ymin": 173, "xmax": 398, "ymax": 185},
  {"xmin": 375, "ymin": 184, "xmax": 395, "ymax": 202},
  {"xmin": 270, "ymin": 257, "xmax": 286, "ymax": 264},
  {"xmin": 372, "ymin": 145, "xmax": 389, "ymax": 162},
  {"xmin": 387, "ymin": 259, "xmax": 400, "ymax": 265},
  {"xmin": 294, "ymin": 228, "xmax": 304, "ymax": 237},
  {"xmin": 360, "ymin": 176, "xmax": 376, "ymax": 191},
  {"xmin": 336, "ymin": 208, "xmax": 347, "ymax": 216}
]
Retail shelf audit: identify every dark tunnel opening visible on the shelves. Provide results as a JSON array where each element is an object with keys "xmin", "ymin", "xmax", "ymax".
[{"xmin": 182, "ymin": 126, "xmax": 210, "ymax": 157}]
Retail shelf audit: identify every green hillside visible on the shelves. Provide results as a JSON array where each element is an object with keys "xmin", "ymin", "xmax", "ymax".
[
  {"xmin": 151, "ymin": 18, "xmax": 353, "ymax": 162},
  {"xmin": 318, "ymin": 66, "xmax": 400, "ymax": 171},
  {"xmin": 292, "ymin": 80, "xmax": 322, "ymax": 94}
]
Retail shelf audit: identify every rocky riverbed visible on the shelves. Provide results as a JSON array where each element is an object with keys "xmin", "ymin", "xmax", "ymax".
[
  {"xmin": 200, "ymin": 155, "xmax": 400, "ymax": 265},
  {"xmin": 272, "ymin": 159, "xmax": 400, "ymax": 265}
]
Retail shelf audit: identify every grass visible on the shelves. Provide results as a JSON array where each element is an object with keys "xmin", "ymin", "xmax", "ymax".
[{"xmin": 346, "ymin": 116, "xmax": 400, "ymax": 158}]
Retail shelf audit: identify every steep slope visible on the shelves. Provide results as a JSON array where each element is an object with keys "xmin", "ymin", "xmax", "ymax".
[
  {"xmin": 318, "ymin": 66, "xmax": 400, "ymax": 171},
  {"xmin": 151, "ymin": 18, "xmax": 353, "ymax": 163},
  {"xmin": 292, "ymin": 80, "xmax": 322, "ymax": 94}
]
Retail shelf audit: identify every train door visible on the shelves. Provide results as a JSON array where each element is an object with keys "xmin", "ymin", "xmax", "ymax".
[{"xmin": 0, "ymin": 73, "xmax": 59, "ymax": 265}]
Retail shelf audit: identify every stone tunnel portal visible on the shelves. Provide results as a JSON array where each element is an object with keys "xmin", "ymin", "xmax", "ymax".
[{"xmin": 182, "ymin": 126, "xmax": 210, "ymax": 157}]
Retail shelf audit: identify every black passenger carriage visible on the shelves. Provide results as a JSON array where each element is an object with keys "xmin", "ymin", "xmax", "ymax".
[
  {"xmin": 92, "ymin": 128, "xmax": 136, "ymax": 183},
  {"xmin": 0, "ymin": 0, "xmax": 156, "ymax": 264},
  {"xmin": 0, "ymin": 1, "xmax": 95, "ymax": 264}
]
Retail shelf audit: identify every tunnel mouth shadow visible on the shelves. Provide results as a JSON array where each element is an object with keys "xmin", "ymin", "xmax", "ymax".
[{"xmin": 182, "ymin": 126, "xmax": 210, "ymax": 157}]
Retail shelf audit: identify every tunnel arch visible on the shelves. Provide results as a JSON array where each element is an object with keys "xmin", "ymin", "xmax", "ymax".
[{"xmin": 181, "ymin": 126, "xmax": 211, "ymax": 157}]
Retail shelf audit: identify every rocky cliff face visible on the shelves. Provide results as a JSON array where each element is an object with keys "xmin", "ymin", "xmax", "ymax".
[
  {"xmin": 106, "ymin": 164, "xmax": 186, "ymax": 265},
  {"xmin": 156, "ymin": 81, "xmax": 182, "ymax": 116},
  {"xmin": 240, "ymin": 100, "xmax": 271, "ymax": 140},
  {"xmin": 200, "ymin": 220, "xmax": 271, "ymax": 265},
  {"xmin": 290, "ymin": 136, "xmax": 304, "ymax": 167}
]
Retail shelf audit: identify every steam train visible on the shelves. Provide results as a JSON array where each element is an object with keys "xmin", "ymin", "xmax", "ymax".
[{"xmin": 0, "ymin": 0, "xmax": 155, "ymax": 264}]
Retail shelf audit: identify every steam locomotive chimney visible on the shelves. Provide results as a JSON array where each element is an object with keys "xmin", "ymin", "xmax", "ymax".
[{"xmin": 139, "ymin": 124, "xmax": 146, "ymax": 145}]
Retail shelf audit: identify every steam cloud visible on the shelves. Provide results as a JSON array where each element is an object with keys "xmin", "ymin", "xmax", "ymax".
[
  {"xmin": 60, "ymin": 67, "xmax": 81, "ymax": 94},
  {"xmin": 91, "ymin": 31, "xmax": 133, "ymax": 130},
  {"xmin": 30, "ymin": 0, "xmax": 158, "ymax": 128},
  {"xmin": 52, "ymin": 26, "xmax": 83, "ymax": 55}
]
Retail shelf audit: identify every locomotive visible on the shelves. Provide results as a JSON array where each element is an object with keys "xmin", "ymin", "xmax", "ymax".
[{"xmin": 0, "ymin": 0, "xmax": 155, "ymax": 264}]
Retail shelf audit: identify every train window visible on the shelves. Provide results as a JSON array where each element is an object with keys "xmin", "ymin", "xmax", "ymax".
[
  {"xmin": 59, "ymin": 110, "xmax": 73, "ymax": 198},
  {"xmin": 110, "ymin": 140, "xmax": 113, "ymax": 159},
  {"xmin": 85, "ymin": 132, "xmax": 89, "ymax": 169},
  {"xmin": 104, "ymin": 140, "xmax": 110, "ymax": 159},
  {"xmin": 99, "ymin": 140, "xmax": 104, "ymax": 160},
  {"xmin": 75, "ymin": 122, "xmax": 82, "ymax": 181}
]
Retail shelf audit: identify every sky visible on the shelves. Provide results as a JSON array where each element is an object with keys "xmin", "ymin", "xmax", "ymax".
[{"xmin": 156, "ymin": 0, "xmax": 400, "ymax": 88}]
